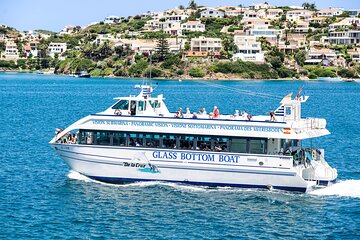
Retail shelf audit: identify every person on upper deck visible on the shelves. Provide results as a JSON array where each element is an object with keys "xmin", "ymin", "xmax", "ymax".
[
  {"xmin": 212, "ymin": 106, "xmax": 220, "ymax": 119},
  {"xmin": 179, "ymin": 107, "xmax": 184, "ymax": 118},
  {"xmin": 270, "ymin": 111, "xmax": 276, "ymax": 122}
]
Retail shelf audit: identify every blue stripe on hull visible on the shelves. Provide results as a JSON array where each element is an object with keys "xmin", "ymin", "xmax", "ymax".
[{"xmin": 87, "ymin": 176, "xmax": 307, "ymax": 193}]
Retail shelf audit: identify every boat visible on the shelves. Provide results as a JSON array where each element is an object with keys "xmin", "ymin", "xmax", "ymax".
[
  {"xmin": 49, "ymin": 85, "xmax": 337, "ymax": 192},
  {"xmin": 316, "ymin": 77, "xmax": 341, "ymax": 82},
  {"xmin": 75, "ymin": 71, "xmax": 91, "ymax": 78}
]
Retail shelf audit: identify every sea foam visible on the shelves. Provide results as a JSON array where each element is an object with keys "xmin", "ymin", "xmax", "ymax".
[{"xmin": 310, "ymin": 180, "xmax": 360, "ymax": 198}]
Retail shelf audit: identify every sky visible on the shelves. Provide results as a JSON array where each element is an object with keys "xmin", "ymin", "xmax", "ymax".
[{"xmin": 1, "ymin": 0, "xmax": 360, "ymax": 31}]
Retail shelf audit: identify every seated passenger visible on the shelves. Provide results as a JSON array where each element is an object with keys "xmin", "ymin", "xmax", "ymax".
[
  {"xmin": 234, "ymin": 110, "xmax": 239, "ymax": 118},
  {"xmin": 242, "ymin": 111, "xmax": 248, "ymax": 119},
  {"xmin": 185, "ymin": 107, "xmax": 191, "ymax": 116},
  {"xmin": 202, "ymin": 108, "xmax": 207, "ymax": 115},
  {"xmin": 179, "ymin": 107, "xmax": 184, "ymax": 118},
  {"xmin": 247, "ymin": 114, "xmax": 253, "ymax": 121},
  {"xmin": 192, "ymin": 112, "xmax": 198, "ymax": 119}
]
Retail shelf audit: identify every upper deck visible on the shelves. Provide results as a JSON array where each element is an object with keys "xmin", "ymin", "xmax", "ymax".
[{"xmin": 51, "ymin": 85, "xmax": 329, "ymax": 142}]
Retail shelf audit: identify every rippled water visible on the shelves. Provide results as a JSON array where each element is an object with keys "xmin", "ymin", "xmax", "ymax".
[{"xmin": 1, "ymin": 72, "xmax": 360, "ymax": 239}]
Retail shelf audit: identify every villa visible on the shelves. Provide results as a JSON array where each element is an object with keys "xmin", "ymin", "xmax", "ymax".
[
  {"xmin": 4, "ymin": 41, "xmax": 19, "ymax": 60},
  {"xmin": 348, "ymin": 49, "xmax": 360, "ymax": 63},
  {"xmin": 247, "ymin": 27, "xmax": 282, "ymax": 41},
  {"xmin": 286, "ymin": 9, "xmax": 314, "ymax": 21},
  {"xmin": 190, "ymin": 36, "xmax": 222, "ymax": 52},
  {"xmin": 233, "ymin": 34, "xmax": 265, "ymax": 63},
  {"xmin": 104, "ymin": 16, "xmax": 121, "ymax": 24},
  {"xmin": 200, "ymin": 8, "xmax": 225, "ymax": 18},
  {"xmin": 316, "ymin": 8, "xmax": 344, "ymax": 17},
  {"xmin": 181, "ymin": 20, "xmax": 206, "ymax": 32},
  {"xmin": 325, "ymin": 30, "xmax": 360, "ymax": 45},
  {"xmin": 48, "ymin": 42, "xmax": 67, "ymax": 58},
  {"xmin": 305, "ymin": 48, "xmax": 337, "ymax": 65}
]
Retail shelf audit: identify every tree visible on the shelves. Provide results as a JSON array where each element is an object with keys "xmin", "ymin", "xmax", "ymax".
[
  {"xmin": 155, "ymin": 31, "xmax": 169, "ymax": 61},
  {"xmin": 302, "ymin": 2, "xmax": 310, "ymax": 10},
  {"xmin": 0, "ymin": 41, "xmax": 5, "ymax": 53},
  {"xmin": 179, "ymin": 5, "xmax": 185, "ymax": 10},
  {"xmin": 188, "ymin": 0, "xmax": 197, "ymax": 10},
  {"xmin": 97, "ymin": 40, "xmax": 114, "ymax": 60},
  {"xmin": 295, "ymin": 50, "xmax": 307, "ymax": 66}
]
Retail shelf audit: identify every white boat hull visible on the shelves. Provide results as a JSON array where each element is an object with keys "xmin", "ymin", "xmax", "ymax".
[{"xmin": 51, "ymin": 143, "xmax": 312, "ymax": 192}]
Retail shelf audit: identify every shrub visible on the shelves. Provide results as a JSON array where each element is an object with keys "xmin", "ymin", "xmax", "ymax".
[
  {"xmin": 176, "ymin": 69, "xmax": 184, "ymax": 75},
  {"xmin": 337, "ymin": 68, "xmax": 356, "ymax": 78},
  {"xmin": 161, "ymin": 54, "xmax": 181, "ymax": 69},
  {"xmin": 189, "ymin": 67, "xmax": 205, "ymax": 78},
  {"xmin": 309, "ymin": 72, "xmax": 317, "ymax": 79},
  {"xmin": 145, "ymin": 67, "xmax": 163, "ymax": 78},
  {"xmin": 277, "ymin": 67, "xmax": 297, "ymax": 78},
  {"xmin": 101, "ymin": 68, "xmax": 114, "ymax": 76},
  {"xmin": 128, "ymin": 59, "xmax": 148, "ymax": 77}
]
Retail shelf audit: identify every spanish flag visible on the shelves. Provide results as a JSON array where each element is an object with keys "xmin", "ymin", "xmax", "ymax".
[{"xmin": 283, "ymin": 128, "xmax": 292, "ymax": 134}]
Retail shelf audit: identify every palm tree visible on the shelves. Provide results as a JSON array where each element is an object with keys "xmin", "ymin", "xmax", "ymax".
[
  {"xmin": 302, "ymin": 2, "xmax": 310, "ymax": 10},
  {"xmin": 188, "ymin": 0, "xmax": 197, "ymax": 10}
]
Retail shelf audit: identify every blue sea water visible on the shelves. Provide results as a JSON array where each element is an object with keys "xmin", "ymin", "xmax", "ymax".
[{"xmin": 0, "ymin": 72, "xmax": 360, "ymax": 239}]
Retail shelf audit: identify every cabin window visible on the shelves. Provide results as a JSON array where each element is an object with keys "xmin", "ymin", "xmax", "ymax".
[
  {"xmin": 162, "ymin": 135, "xmax": 177, "ymax": 148},
  {"xmin": 128, "ymin": 133, "xmax": 145, "ymax": 147},
  {"xmin": 285, "ymin": 106, "xmax": 292, "ymax": 116},
  {"xmin": 112, "ymin": 100, "xmax": 129, "ymax": 110},
  {"xmin": 150, "ymin": 100, "xmax": 161, "ymax": 108},
  {"xmin": 196, "ymin": 136, "xmax": 212, "ymax": 151},
  {"xmin": 249, "ymin": 139, "xmax": 267, "ymax": 154},
  {"xmin": 77, "ymin": 130, "xmax": 269, "ymax": 156},
  {"xmin": 179, "ymin": 135, "xmax": 196, "ymax": 150},
  {"xmin": 113, "ymin": 132, "xmax": 127, "ymax": 146},
  {"xmin": 231, "ymin": 138, "xmax": 248, "ymax": 153},
  {"xmin": 95, "ymin": 131, "xmax": 111, "ymax": 145},
  {"xmin": 138, "ymin": 101, "xmax": 146, "ymax": 112},
  {"xmin": 145, "ymin": 134, "xmax": 160, "ymax": 147}
]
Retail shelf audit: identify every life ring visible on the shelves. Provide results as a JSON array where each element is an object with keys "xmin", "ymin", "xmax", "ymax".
[
  {"xmin": 114, "ymin": 109, "xmax": 122, "ymax": 115},
  {"xmin": 311, "ymin": 149, "xmax": 316, "ymax": 159}
]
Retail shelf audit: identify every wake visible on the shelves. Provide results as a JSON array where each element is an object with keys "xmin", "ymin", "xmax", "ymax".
[
  {"xmin": 310, "ymin": 180, "xmax": 360, "ymax": 198},
  {"xmin": 68, "ymin": 171, "xmax": 360, "ymax": 198}
]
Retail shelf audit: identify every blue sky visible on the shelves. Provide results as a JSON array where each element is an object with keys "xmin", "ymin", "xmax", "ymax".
[{"xmin": 0, "ymin": 0, "xmax": 359, "ymax": 31}]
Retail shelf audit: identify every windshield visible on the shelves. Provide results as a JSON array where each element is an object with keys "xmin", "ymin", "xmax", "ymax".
[{"xmin": 112, "ymin": 100, "xmax": 129, "ymax": 110}]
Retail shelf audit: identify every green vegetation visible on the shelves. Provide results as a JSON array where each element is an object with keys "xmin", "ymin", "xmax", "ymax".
[
  {"xmin": 212, "ymin": 60, "xmax": 278, "ymax": 79},
  {"xmin": 189, "ymin": 67, "xmax": 205, "ymax": 78}
]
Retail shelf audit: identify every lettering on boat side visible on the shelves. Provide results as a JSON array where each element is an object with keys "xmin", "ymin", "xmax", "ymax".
[
  {"xmin": 152, "ymin": 151, "xmax": 242, "ymax": 163},
  {"xmin": 91, "ymin": 120, "xmax": 283, "ymax": 133}
]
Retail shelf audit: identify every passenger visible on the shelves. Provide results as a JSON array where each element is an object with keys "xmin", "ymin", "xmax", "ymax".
[
  {"xmin": 215, "ymin": 144, "xmax": 222, "ymax": 151},
  {"xmin": 179, "ymin": 107, "xmax": 184, "ymax": 118},
  {"xmin": 242, "ymin": 111, "xmax": 248, "ymax": 119},
  {"xmin": 130, "ymin": 101, "xmax": 136, "ymax": 115},
  {"xmin": 212, "ymin": 106, "xmax": 220, "ymax": 119},
  {"xmin": 198, "ymin": 108, "xmax": 204, "ymax": 115},
  {"xmin": 175, "ymin": 111, "xmax": 181, "ymax": 118},
  {"xmin": 270, "ymin": 111, "xmax": 276, "ymax": 122},
  {"xmin": 55, "ymin": 128, "xmax": 61, "ymax": 137},
  {"xmin": 186, "ymin": 107, "xmax": 191, "ymax": 115},
  {"xmin": 234, "ymin": 110, "xmax": 239, "ymax": 117},
  {"xmin": 192, "ymin": 112, "xmax": 198, "ymax": 119},
  {"xmin": 247, "ymin": 114, "xmax": 253, "ymax": 121},
  {"xmin": 202, "ymin": 108, "xmax": 207, "ymax": 115}
]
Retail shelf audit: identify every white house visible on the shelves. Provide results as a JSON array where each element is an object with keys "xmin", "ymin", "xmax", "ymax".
[
  {"xmin": 181, "ymin": 20, "xmax": 206, "ymax": 32},
  {"xmin": 190, "ymin": 36, "xmax": 222, "ymax": 52},
  {"xmin": 317, "ymin": 8, "xmax": 344, "ymax": 17},
  {"xmin": 286, "ymin": 10, "xmax": 314, "ymax": 21},
  {"xmin": 326, "ymin": 30, "xmax": 360, "ymax": 45},
  {"xmin": 59, "ymin": 25, "xmax": 79, "ymax": 35},
  {"xmin": 4, "ymin": 41, "xmax": 19, "ymax": 60},
  {"xmin": 200, "ymin": 8, "xmax": 225, "ymax": 18},
  {"xmin": 348, "ymin": 49, "xmax": 360, "ymax": 63},
  {"xmin": 258, "ymin": 8, "xmax": 284, "ymax": 19},
  {"xmin": 247, "ymin": 27, "xmax": 282, "ymax": 41},
  {"xmin": 233, "ymin": 35, "xmax": 264, "ymax": 63},
  {"xmin": 48, "ymin": 42, "xmax": 67, "ymax": 58},
  {"xmin": 249, "ymin": 2, "xmax": 273, "ymax": 10},
  {"xmin": 104, "ymin": 16, "xmax": 121, "ymax": 24},
  {"xmin": 305, "ymin": 48, "xmax": 337, "ymax": 65},
  {"xmin": 329, "ymin": 18, "xmax": 360, "ymax": 31}
]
